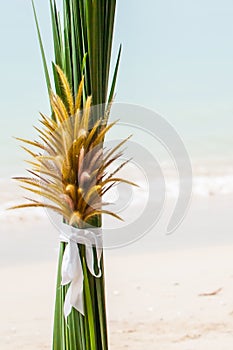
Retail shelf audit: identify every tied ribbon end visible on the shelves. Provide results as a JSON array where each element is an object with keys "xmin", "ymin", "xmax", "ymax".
[{"xmin": 59, "ymin": 224, "xmax": 103, "ymax": 318}]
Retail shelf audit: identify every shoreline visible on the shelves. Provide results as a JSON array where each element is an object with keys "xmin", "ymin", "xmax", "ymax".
[
  {"xmin": 1, "ymin": 164, "xmax": 233, "ymax": 348},
  {"xmin": 0, "ymin": 193, "xmax": 233, "ymax": 267}
]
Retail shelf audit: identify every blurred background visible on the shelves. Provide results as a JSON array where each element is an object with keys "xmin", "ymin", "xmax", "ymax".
[
  {"xmin": 1, "ymin": 0, "xmax": 233, "ymax": 178},
  {"xmin": 1, "ymin": 3, "xmax": 233, "ymax": 349}
]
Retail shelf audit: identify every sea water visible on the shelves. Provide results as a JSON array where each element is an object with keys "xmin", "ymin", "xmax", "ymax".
[{"xmin": 0, "ymin": 0, "xmax": 233, "ymax": 261}]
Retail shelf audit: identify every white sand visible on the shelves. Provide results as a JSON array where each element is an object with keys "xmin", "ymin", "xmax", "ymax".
[
  {"xmin": 1, "ymin": 245, "xmax": 233, "ymax": 349},
  {"xmin": 107, "ymin": 247, "xmax": 233, "ymax": 349},
  {"xmin": 0, "ymin": 182, "xmax": 233, "ymax": 349}
]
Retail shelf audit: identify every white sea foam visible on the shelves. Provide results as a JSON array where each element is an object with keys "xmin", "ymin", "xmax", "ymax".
[
  {"xmin": 164, "ymin": 174, "xmax": 233, "ymax": 198},
  {"xmin": 0, "ymin": 158, "xmax": 232, "ymax": 224}
]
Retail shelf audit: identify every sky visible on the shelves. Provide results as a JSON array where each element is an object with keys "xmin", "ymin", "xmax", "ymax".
[
  {"xmin": 0, "ymin": 0, "xmax": 233, "ymax": 172},
  {"xmin": 115, "ymin": 0, "xmax": 233, "ymax": 150}
]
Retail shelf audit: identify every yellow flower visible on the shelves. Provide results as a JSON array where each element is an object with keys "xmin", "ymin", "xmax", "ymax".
[{"xmin": 11, "ymin": 65, "xmax": 135, "ymax": 228}]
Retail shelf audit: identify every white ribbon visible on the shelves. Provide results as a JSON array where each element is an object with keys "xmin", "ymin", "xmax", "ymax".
[{"xmin": 59, "ymin": 223, "xmax": 103, "ymax": 319}]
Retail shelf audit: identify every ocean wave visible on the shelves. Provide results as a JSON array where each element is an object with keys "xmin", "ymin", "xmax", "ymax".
[
  {"xmin": 165, "ymin": 175, "xmax": 233, "ymax": 198},
  {"xmin": 1, "ymin": 161, "xmax": 233, "ymax": 217},
  {"xmin": 0, "ymin": 200, "xmax": 47, "ymax": 221}
]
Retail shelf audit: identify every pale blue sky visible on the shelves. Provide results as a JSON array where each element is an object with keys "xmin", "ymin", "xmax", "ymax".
[
  {"xmin": 0, "ymin": 0, "xmax": 233, "ymax": 175},
  {"xmin": 115, "ymin": 0, "xmax": 233, "ymax": 144}
]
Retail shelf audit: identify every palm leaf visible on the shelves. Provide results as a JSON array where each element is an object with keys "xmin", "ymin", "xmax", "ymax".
[
  {"xmin": 31, "ymin": 0, "xmax": 52, "ymax": 100},
  {"xmin": 31, "ymin": 2, "xmax": 123, "ymax": 350}
]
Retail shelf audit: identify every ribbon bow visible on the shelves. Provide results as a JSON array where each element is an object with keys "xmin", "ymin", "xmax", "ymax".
[{"xmin": 59, "ymin": 224, "xmax": 103, "ymax": 319}]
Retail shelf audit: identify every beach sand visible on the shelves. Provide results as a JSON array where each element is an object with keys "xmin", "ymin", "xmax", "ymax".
[
  {"xmin": 1, "ymin": 246, "xmax": 233, "ymax": 349},
  {"xmin": 0, "ymin": 182, "xmax": 233, "ymax": 349}
]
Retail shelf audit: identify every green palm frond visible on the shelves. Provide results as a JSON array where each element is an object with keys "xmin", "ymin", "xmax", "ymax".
[
  {"xmin": 30, "ymin": 2, "xmax": 123, "ymax": 348},
  {"xmin": 32, "ymin": 0, "xmax": 121, "ymax": 124}
]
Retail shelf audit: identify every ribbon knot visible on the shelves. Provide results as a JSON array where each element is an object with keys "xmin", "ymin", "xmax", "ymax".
[{"xmin": 60, "ymin": 224, "xmax": 103, "ymax": 319}]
